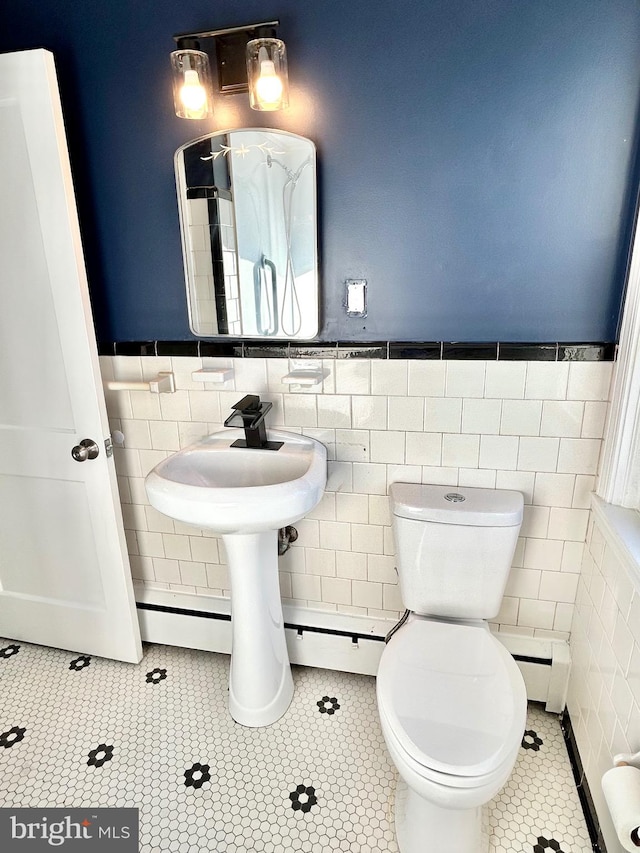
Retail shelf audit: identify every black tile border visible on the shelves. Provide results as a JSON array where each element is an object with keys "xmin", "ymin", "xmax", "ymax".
[
  {"xmin": 98, "ymin": 340, "xmax": 617, "ymax": 362},
  {"xmin": 560, "ymin": 708, "xmax": 607, "ymax": 853},
  {"xmin": 443, "ymin": 342, "xmax": 498, "ymax": 360},
  {"xmin": 156, "ymin": 341, "xmax": 199, "ymax": 357},
  {"xmin": 558, "ymin": 343, "xmax": 617, "ymax": 362},
  {"xmin": 112, "ymin": 341, "xmax": 156, "ymax": 356},
  {"xmin": 337, "ymin": 342, "xmax": 388, "ymax": 359},
  {"xmin": 199, "ymin": 341, "xmax": 243, "ymax": 358},
  {"xmin": 290, "ymin": 343, "xmax": 340, "ymax": 359},
  {"xmin": 389, "ymin": 342, "xmax": 442, "ymax": 359},
  {"xmin": 498, "ymin": 343, "xmax": 558, "ymax": 361},
  {"xmin": 243, "ymin": 344, "xmax": 290, "ymax": 359}
]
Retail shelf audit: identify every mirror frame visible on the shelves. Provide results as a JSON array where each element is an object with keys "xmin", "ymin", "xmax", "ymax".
[{"xmin": 174, "ymin": 127, "xmax": 320, "ymax": 340}]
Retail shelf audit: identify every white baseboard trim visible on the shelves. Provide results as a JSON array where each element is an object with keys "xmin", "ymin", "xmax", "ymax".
[
  {"xmin": 135, "ymin": 587, "xmax": 389, "ymax": 676},
  {"xmin": 135, "ymin": 586, "xmax": 570, "ymax": 708},
  {"xmin": 496, "ymin": 631, "xmax": 571, "ymax": 713}
]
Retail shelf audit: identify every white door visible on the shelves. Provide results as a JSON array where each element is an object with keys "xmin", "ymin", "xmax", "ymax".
[{"xmin": 0, "ymin": 49, "xmax": 142, "ymax": 663}]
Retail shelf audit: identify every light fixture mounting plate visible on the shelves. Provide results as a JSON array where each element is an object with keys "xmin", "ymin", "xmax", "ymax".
[{"xmin": 173, "ymin": 20, "xmax": 279, "ymax": 95}]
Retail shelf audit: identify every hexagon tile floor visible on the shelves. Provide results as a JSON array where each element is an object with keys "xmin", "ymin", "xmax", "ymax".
[{"xmin": 0, "ymin": 638, "xmax": 593, "ymax": 852}]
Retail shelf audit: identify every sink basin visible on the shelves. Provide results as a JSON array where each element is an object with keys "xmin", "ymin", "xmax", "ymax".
[
  {"xmin": 145, "ymin": 428, "xmax": 327, "ymax": 534},
  {"xmin": 144, "ymin": 426, "xmax": 327, "ymax": 728}
]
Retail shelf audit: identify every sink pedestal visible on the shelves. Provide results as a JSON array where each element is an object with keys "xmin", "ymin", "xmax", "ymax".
[{"xmin": 223, "ymin": 530, "xmax": 293, "ymax": 727}]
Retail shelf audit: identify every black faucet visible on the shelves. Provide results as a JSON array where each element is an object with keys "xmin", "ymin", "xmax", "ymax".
[{"xmin": 224, "ymin": 394, "xmax": 283, "ymax": 451}]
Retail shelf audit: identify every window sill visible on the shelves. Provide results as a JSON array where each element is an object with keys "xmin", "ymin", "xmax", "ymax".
[{"xmin": 591, "ymin": 494, "xmax": 640, "ymax": 590}]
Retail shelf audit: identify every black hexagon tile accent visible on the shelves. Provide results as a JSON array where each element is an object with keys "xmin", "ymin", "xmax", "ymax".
[
  {"xmin": 0, "ymin": 726, "xmax": 26, "ymax": 748},
  {"xmin": 87, "ymin": 744, "xmax": 114, "ymax": 768},
  {"xmin": 0, "ymin": 644, "xmax": 20, "ymax": 658},
  {"xmin": 533, "ymin": 837, "xmax": 565, "ymax": 853},
  {"xmin": 69, "ymin": 655, "xmax": 91, "ymax": 671},
  {"xmin": 288, "ymin": 784, "xmax": 318, "ymax": 813},
  {"xmin": 145, "ymin": 667, "xmax": 167, "ymax": 684},
  {"xmin": 316, "ymin": 695, "xmax": 340, "ymax": 715},
  {"xmin": 184, "ymin": 763, "xmax": 211, "ymax": 789},
  {"xmin": 522, "ymin": 729, "xmax": 543, "ymax": 751}
]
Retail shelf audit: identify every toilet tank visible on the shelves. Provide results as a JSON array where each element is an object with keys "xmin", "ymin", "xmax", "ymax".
[{"xmin": 389, "ymin": 483, "xmax": 524, "ymax": 620}]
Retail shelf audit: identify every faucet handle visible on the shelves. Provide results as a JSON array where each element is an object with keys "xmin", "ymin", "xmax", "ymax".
[
  {"xmin": 225, "ymin": 395, "xmax": 272, "ymax": 430},
  {"xmin": 232, "ymin": 394, "xmax": 261, "ymax": 412}
]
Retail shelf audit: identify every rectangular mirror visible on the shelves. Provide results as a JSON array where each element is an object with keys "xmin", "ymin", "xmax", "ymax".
[{"xmin": 175, "ymin": 128, "xmax": 319, "ymax": 338}]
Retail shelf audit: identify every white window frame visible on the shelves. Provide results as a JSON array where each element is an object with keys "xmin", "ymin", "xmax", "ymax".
[{"xmin": 598, "ymin": 209, "xmax": 640, "ymax": 507}]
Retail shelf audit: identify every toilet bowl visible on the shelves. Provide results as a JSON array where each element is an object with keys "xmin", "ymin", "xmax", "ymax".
[
  {"xmin": 377, "ymin": 617, "xmax": 527, "ymax": 852},
  {"xmin": 378, "ymin": 484, "xmax": 527, "ymax": 853}
]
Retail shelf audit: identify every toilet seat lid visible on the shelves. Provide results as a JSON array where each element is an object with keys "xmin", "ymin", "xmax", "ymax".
[{"xmin": 377, "ymin": 619, "xmax": 526, "ymax": 778}]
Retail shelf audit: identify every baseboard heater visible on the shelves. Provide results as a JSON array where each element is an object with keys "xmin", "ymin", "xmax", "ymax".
[{"xmin": 135, "ymin": 592, "xmax": 570, "ymax": 712}]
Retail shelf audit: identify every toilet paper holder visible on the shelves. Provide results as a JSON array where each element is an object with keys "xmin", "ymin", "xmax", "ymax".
[{"xmin": 603, "ymin": 755, "xmax": 640, "ymax": 850}]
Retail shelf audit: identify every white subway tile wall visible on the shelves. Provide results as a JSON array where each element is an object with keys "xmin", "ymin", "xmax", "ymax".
[
  {"xmin": 567, "ymin": 510, "xmax": 640, "ymax": 852},
  {"xmin": 101, "ymin": 356, "xmax": 612, "ymax": 638},
  {"xmin": 185, "ymin": 199, "xmax": 218, "ymax": 336}
]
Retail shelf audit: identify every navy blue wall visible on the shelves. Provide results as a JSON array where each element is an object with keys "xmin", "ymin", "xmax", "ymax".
[{"xmin": 1, "ymin": 0, "xmax": 639, "ymax": 342}]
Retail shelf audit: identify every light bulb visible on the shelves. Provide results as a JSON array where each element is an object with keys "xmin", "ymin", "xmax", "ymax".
[
  {"xmin": 246, "ymin": 38, "xmax": 288, "ymax": 111},
  {"xmin": 255, "ymin": 59, "xmax": 283, "ymax": 108},
  {"xmin": 180, "ymin": 69, "xmax": 207, "ymax": 118}
]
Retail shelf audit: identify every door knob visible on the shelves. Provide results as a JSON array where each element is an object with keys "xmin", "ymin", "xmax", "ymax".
[{"xmin": 71, "ymin": 439, "xmax": 100, "ymax": 462}]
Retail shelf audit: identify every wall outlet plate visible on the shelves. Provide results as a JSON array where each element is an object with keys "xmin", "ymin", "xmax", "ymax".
[{"xmin": 345, "ymin": 279, "xmax": 367, "ymax": 318}]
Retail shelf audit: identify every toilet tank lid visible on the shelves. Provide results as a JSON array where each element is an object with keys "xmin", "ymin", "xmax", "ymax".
[{"xmin": 389, "ymin": 483, "xmax": 523, "ymax": 527}]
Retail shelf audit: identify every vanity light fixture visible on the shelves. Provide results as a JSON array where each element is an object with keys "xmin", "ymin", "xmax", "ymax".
[{"xmin": 171, "ymin": 21, "xmax": 289, "ymax": 119}]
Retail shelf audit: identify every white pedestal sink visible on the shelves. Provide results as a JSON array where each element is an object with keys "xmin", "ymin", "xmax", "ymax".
[{"xmin": 144, "ymin": 427, "xmax": 327, "ymax": 727}]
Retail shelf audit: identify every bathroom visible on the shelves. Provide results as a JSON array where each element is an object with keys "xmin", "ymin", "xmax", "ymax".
[{"xmin": 1, "ymin": 0, "xmax": 640, "ymax": 851}]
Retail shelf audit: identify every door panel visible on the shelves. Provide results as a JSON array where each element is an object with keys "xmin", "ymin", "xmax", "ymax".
[
  {"xmin": 0, "ymin": 49, "xmax": 142, "ymax": 663},
  {"xmin": 0, "ymin": 476, "xmax": 105, "ymax": 604},
  {"xmin": 0, "ymin": 100, "xmax": 74, "ymax": 430}
]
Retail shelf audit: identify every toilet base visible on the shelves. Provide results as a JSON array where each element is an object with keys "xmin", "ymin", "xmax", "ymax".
[{"xmin": 393, "ymin": 778, "xmax": 489, "ymax": 853}]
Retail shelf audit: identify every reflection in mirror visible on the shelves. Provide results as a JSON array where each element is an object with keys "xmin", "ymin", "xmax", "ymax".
[{"xmin": 175, "ymin": 129, "xmax": 318, "ymax": 338}]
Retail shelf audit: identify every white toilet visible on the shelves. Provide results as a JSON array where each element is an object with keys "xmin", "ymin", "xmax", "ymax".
[{"xmin": 377, "ymin": 483, "xmax": 528, "ymax": 853}]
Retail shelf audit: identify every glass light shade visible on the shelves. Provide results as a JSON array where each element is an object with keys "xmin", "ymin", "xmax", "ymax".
[
  {"xmin": 171, "ymin": 49, "xmax": 213, "ymax": 119},
  {"xmin": 246, "ymin": 38, "xmax": 289, "ymax": 111}
]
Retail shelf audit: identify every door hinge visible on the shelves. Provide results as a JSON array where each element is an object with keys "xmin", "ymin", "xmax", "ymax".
[{"xmin": 105, "ymin": 436, "xmax": 114, "ymax": 458}]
